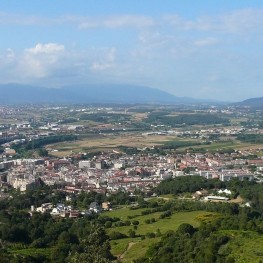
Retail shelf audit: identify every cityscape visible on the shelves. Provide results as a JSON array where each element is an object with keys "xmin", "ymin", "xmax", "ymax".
[
  {"xmin": 1, "ymin": 1, "xmax": 263, "ymax": 263},
  {"xmin": 1, "ymin": 102, "xmax": 263, "ymax": 262}
]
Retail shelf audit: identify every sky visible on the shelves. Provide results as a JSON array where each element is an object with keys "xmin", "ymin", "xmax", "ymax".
[{"xmin": 0, "ymin": 0, "xmax": 263, "ymax": 101}]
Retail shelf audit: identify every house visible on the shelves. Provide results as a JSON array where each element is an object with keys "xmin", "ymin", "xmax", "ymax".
[
  {"xmin": 205, "ymin": 196, "xmax": 229, "ymax": 201},
  {"xmin": 36, "ymin": 203, "xmax": 53, "ymax": 213},
  {"xmin": 102, "ymin": 202, "xmax": 111, "ymax": 210},
  {"xmin": 69, "ymin": 210, "xmax": 80, "ymax": 218},
  {"xmin": 217, "ymin": 189, "xmax": 232, "ymax": 195},
  {"xmin": 219, "ymin": 170, "xmax": 254, "ymax": 181},
  {"xmin": 50, "ymin": 207, "xmax": 61, "ymax": 216}
]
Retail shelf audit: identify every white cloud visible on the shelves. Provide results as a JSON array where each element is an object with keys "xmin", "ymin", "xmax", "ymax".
[
  {"xmin": 165, "ymin": 8, "xmax": 263, "ymax": 35},
  {"xmin": 1, "ymin": 8, "xmax": 263, "ymax": 36},
  {"xmin": 17, "ymin": 43, "xmax": 66, "ymax": 78},
  {"xmin": 0, "ymin": 44, "xmax": 120, "ymax": 85},
  {"xmin": 91, "ymin": 48, "xmax": 116, "ymax": 71},
  {"xmin": 79, "ymin": 15, "xmax": 154, "ymax": 29},
  {"xmin": 25, "ymin": 43, "xmax": 65, "ymax": 54},
  {"xmin": 78, "ymin": 21, "xmax": 98, "ymax": 29},
  {"xmin": 1, "ymin": 7, "xmax": 263, "ymax": 100},
  {"xmin": 5, "ymin": 48, "xmax": 15, "ymax": 60},
  {"xmin": 105, "ymin": 15, "xmax": 154, "ymax": 28},
  {"xmin": 0, "ymin": 43, "xmax": 67, "ymax": 81},
  {"xmin": 0, "ymin": 12, "xmax": 154, "ymax": 30}
]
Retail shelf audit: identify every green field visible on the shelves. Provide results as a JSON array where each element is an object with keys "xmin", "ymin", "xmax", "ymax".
[
  {"xmin": 109, "ymin": 210, "xmax": 208, "ymax": 236},
  {"xmin": 180, "ymin": 140, "xmax": 257, "ymax": 152},
  {"xmin": 122, "ymin": 237, "xmax": 161, "ymax": 262},
  {"xmin": 103, "ymin": 208, "xmax": 216, "ymax": 261}
]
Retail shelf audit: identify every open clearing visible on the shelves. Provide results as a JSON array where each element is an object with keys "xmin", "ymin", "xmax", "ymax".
[{"xmin": 102, "ymin": 207, "xmax": 217, "ymax": 261}]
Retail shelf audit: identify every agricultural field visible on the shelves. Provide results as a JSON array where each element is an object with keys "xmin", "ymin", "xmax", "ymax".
[
  {"xmin": 46, "ymin": 134, "xmax": 197, "ymax": 157},
  {"xmin": 46, "ymin": 131, "xmax": 260, "ymax": 158}
]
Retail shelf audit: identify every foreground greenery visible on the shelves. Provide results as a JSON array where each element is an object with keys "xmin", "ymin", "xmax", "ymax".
[
  {"xmin": 0, "ymin": 211, "xmax": 114, "ymax": 263},
  {"xmin": 135, "ymin": 215, "xmax": 263, "ymax": 263},
  {"xmin": 1, "ymin": 176, "xmax": 263, "ymax": 262}
]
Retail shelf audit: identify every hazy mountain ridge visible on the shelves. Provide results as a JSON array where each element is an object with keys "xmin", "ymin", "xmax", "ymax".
[
  {"xmin": 238, "ymin": 97, "xmax": 263, "ymax": 108},
  {"xmin": 0, "ymin": 83, "xmax": 203, "ymax": 104}
]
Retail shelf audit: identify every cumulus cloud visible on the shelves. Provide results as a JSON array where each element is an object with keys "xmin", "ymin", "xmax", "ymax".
[
  {"xmin": 0, "ymin": 43, "xmax": 68, "ymax": 81},
  {"xmin": 0, "ymin": 44, "xmax": 121, "ymax": 85},
  {"xmin": 17, "ymin": 43, "xmax": 66, "ymax": 78}
]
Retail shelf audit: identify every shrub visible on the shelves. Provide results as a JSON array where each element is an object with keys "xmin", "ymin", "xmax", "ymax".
[
  {"xmin": 108, "ymin": 231, "xmax": 127, "ymax": 240},
  {"xmin": 132, "ymin": 220, "xmax": 139, "ymax": 226}
]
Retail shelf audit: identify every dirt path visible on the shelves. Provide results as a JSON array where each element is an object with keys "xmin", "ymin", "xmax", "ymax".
[
  {"xmin": 229, "ymin": 195, "xmax": 244, "ymax": 204},
  {"xmin": 118, "ymin": 242, "xmax": 136, "ymax": 260}
]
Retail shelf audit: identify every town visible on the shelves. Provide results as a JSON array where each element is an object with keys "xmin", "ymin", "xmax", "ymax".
[
  {"xmin": 1, "ymin": 103, "xmax": 263, "ymax": 262},
  {"xmin": 0, "ymin": 104, "xmax": 263, "ymax": 213}
]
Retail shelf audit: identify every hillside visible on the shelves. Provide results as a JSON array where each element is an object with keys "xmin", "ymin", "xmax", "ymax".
[{"xmin": 238, "ymin": 97, "xmax": 263, "ymax": 108}]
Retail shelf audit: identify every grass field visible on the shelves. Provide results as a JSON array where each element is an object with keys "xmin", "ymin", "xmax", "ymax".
[
  {"xmin": 108, "ymin": 210, "xmax": 210, "ymax": 236},
  {"xmin": 110, "ymin": 238, "xmax": 136, "ymax": 256},
  {"xmin": 180, "ymin": 140, "xmax": 258, "ymax": 152},
  {"xmin": 102, "ymin": 207, "xmax": 217, "ymax": 261},
  {"xmin": 122, "ymin": 237, "xmax": 161, "ymax": 262}
]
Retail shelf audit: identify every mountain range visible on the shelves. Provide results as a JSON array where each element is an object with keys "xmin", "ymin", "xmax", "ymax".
[
  {"xmin": 0, "ymin": 83, "xmax": 206, "ymax": 105},
  {"xmin": 1, "ymin": 83, "xmax": 261, "ymax": 105}
]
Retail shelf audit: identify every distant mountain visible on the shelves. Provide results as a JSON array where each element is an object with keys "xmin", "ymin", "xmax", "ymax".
[
  {"xmin": 237, "ymin": 97, "xmax": 263, "ymax": 108},
  {"xmin": 0, "ymin": 83, "xmax": 207, "ymax": 105}
]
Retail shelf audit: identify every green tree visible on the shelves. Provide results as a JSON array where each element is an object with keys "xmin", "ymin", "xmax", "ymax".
[{"xmin": 68, "ymin": 226, "xmax": 113, "ymax": 263}]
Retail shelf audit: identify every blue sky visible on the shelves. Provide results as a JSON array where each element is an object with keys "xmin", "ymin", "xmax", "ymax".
[{"xmin": 1, "ymin": 0, "xmax": 263, "ymax": 101}]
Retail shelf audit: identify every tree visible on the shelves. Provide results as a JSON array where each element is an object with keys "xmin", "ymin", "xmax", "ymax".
[
  {"xmin": 128, "ymin": 229, "xmax": 136, "ymax": 238},
  {"xmin": 104, "ymin": 221, "xmax": 112, "ymax": 228},
  {"xmin": 68, "ymin": 226, "xmax": 114, "ymax": 263},
  {"xmin": 37, "ymin": 147, "xmax": 49, "ymax": 157},
  {"xmin": 177, "ymin": 223, "xmax": 196, "ymax": 236}
]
